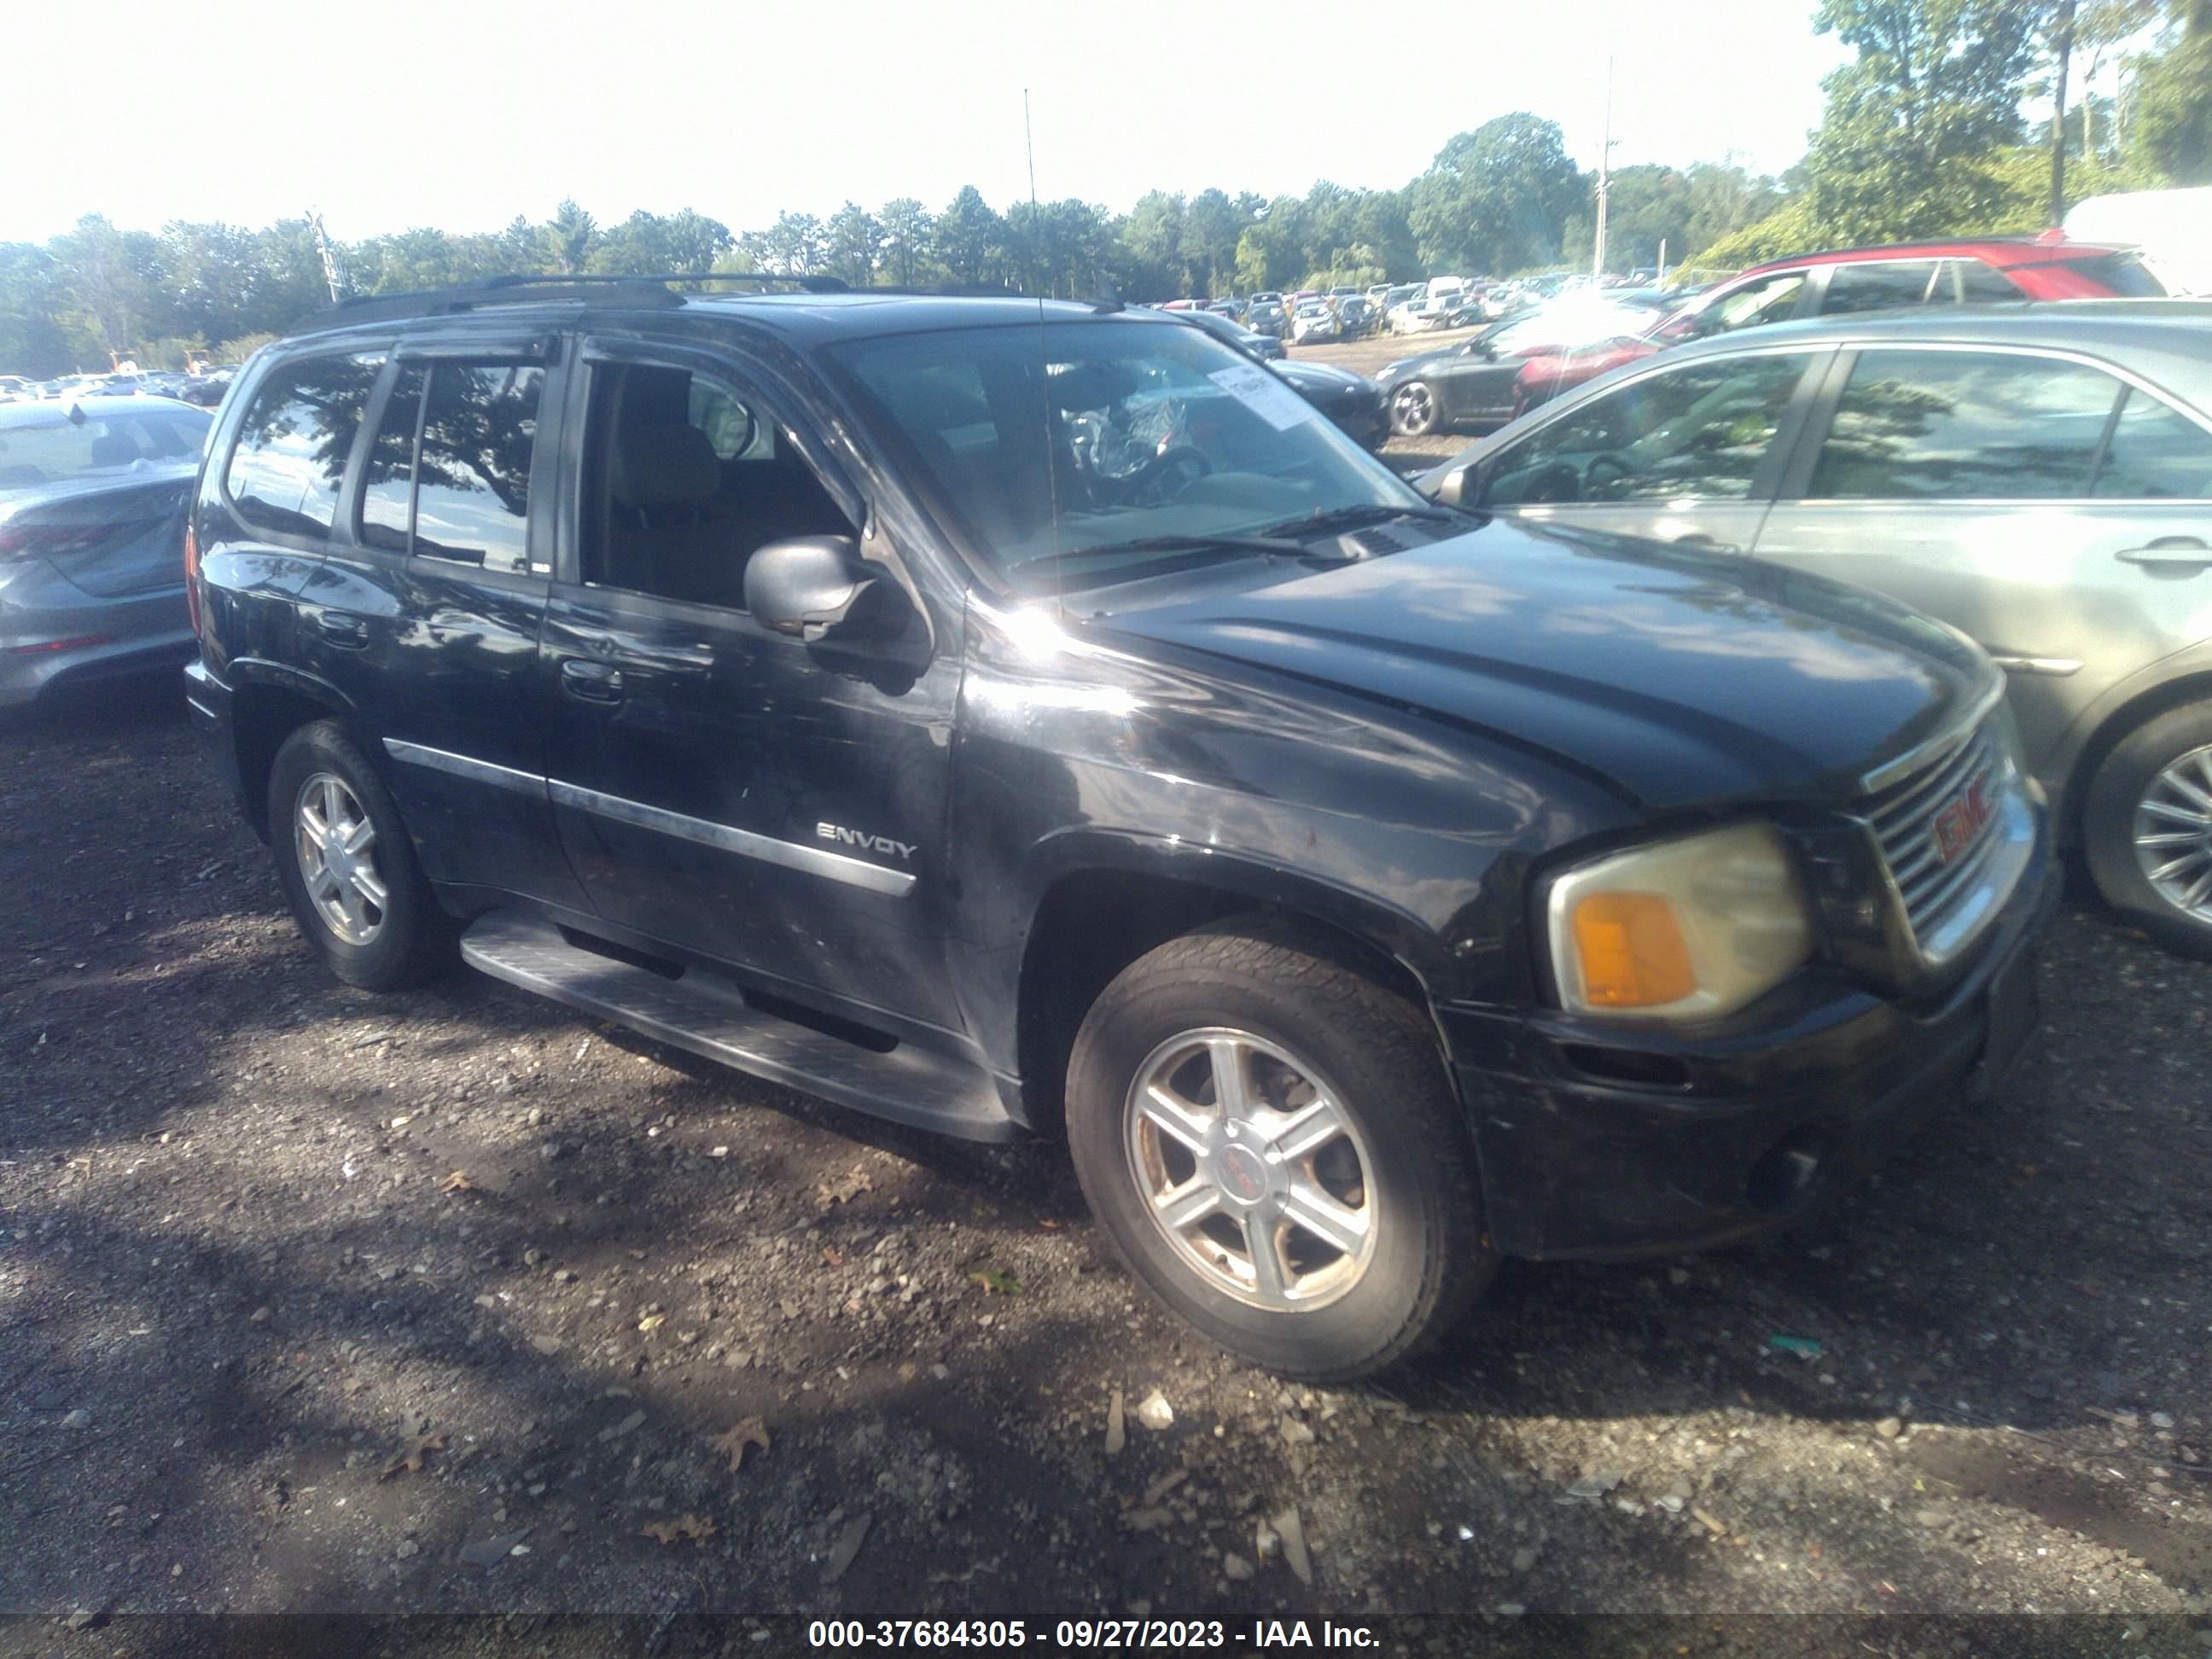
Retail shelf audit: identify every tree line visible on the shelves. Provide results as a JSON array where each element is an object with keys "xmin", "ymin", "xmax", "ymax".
[{"xmin": 2, "ymin": 0, "xmax": 2203, "ymax": 377}]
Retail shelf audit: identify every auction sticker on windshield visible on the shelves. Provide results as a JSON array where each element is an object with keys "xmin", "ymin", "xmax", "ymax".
[{"xmin": 1207, "ymin": 363, "xmax": 1316, "ymax": 431}]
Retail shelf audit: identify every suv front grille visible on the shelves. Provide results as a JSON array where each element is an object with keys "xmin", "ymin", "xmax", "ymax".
[{"xmin": 1861, "ymin": 720, "xmax": 2019, "ymax": 965}]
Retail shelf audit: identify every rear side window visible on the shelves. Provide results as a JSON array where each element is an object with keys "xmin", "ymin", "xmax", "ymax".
[
  {"xmin": 1808, "ymin": 350, "xmax": 2122, "ymax": 499},
  {"xmin": 1954, "ymin": 259, "xmax": 2024, "ymax": 302},
  {"xmin": 2060, "ymin": 251, "xmax": 2167, "ymax": 298},
  {"xmin": 2093, "ymin": 390, "xmax": 2212, "ymax": 498},
  {"xmin": 1820, "ymin": 261, "xmax": 1942, "ymax": 315},
  {"xmin": 352, "ymin": 361, "xmax": 543, "ymax": 569},
  {"xmin": 224, "ymin": 353, "xmax": 381, "ymax": 538}
]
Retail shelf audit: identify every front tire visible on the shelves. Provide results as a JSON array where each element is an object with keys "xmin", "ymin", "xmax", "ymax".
[
  {"xmin": 1066, "ymin": 917, "xmax": 1493, "ymax": 1380},
  {"xmin": 268, "ymin": 719, "xmax": 457, "ymax": 989},
  {"xmin": 1390, "ymin": 381, "xmax": 1440, "ymax": 437},
  {"xmin": 2083, "ymin": 702, "xmax": 2212, "ymax": 958}
]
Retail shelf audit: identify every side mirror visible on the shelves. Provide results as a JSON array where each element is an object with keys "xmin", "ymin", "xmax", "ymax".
[
  {"xmin": 1432, "ymin": 463, "xmax": 1481, "ymax": 509},
  {"xmin": 744, "ymin": 535, "xmax": 905, "ymax": 643}
]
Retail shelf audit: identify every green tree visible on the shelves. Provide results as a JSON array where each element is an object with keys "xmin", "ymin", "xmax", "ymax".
[
  {"xmin": 2129, "ymin": 0, "xmax": 2212, "ymax": 181},
  {"xmin": 1408, "ymin": 114, "xmax": 1586, "ymax": 274},
  {"xmin": 823, "ymin": 202, "xmax": 884, "ymax": 286},
  {"xmin": 587, "ymin": 209, "xmax": 733, "ymax": 275},
  {"xmin": 542, "ymin": 199, "xmax": 597, "ymax": 275},
  {"xmin": 934, "ymin": 187, "xmax": 1005, "ymax": 287},
  {"xmin": 1179, "ymin": 188, "xmax": 1243, "ymax": 296},
  {"xmin": 1799, "ymin": 0, "xmax": 2040, "ymax": 242},
  {"xmin": 878, "ymin": 197, "xmax": 934, "ymax": 285}
]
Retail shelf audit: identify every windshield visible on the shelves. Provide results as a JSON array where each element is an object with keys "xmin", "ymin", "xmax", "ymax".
[
  {"xmin": 0, "ymin": 403, "xmax": 209, "ymax": 489},
  {"xmin": 830, "ymin": 318, "xmax": 1424, "ymax": 592}
]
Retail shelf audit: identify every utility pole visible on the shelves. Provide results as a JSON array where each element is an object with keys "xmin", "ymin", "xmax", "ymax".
[
  {"xmin": 306, "ymin": 208, "xmax": 343, "ymax": 304},
  {"xmin": 2048, "ymin": 0, "xmax": 2077, "ymax": 228},
  {"xmin": 1592, "ymin": 56, "xmax": 1615, "ymax": 278}
]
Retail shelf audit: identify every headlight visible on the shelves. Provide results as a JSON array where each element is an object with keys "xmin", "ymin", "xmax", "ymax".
[{"xmin": 1545, "ymin": 822, "xmax": 1813, "ymax": 1020}]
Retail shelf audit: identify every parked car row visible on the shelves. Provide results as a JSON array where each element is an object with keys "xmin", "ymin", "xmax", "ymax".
[{"xmin": 1, "ymin": 367, "xmax": 238, "ymax": 407}]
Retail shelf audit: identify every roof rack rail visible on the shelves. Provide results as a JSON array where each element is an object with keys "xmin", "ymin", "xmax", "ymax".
[{"xmin": 292, "ymin": 271, "xmax": 849, "ymax": 335}]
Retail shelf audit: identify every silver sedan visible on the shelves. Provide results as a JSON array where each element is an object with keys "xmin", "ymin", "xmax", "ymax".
[
  {"xmin": 1419, "ymin": 300, "xmax": 2212, "ymax": 955},
  {"xmin": 0, "ymin": 396, "xmax": 211, "ymax": 709}
]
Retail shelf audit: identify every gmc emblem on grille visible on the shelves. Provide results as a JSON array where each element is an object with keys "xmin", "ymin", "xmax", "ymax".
[{"xmin": 1931, "ymin": 773, "xmax": 1994, "ymax": 864}]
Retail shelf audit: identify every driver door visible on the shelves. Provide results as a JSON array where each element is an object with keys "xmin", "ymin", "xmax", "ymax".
[{"xmin": 1470, "ymin": 347, "xmax": 1829, "ymax": 553}]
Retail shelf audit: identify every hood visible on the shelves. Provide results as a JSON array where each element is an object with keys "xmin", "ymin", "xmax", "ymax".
[
  {"xmin": 1271, "ymin": 360, "xmax": 1377, "ymax": 399},
  {"xmin": 1087, "ymin": 520, "xmax": 1994, "ymax": 811}
]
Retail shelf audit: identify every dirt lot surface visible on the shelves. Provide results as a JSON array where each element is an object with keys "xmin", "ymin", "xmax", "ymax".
[
  {"xmin": 1301, "ymin": 325, "xmax": 1488, "ymax": 470},
  {"xmin": 3, "ymin": 671, "xmax": 2211, "ymax": 1654}
]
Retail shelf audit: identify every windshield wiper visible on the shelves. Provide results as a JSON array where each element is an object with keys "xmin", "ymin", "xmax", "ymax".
[
  {"xmin": 1257, "ymin": 502, "xmax": 1473, "ymax": 540},
  {"xmin": 1008, "ymin": 532, "xmax": 1350, "ymax": 579}
]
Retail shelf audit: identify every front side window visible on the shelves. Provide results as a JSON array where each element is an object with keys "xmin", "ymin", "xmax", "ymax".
[
  {"xmin": 1954, "ymin": 259, "xmax": 2024, "ymax": 302},
  {"xmin": 1807, "ymin": 350, "xmax": 2122, "ymax": 500},
  {"xmin": 582, "ymin": 359, "xmax": 852, "ymax": 609},
  {"xmin": 1481, "ymin": 352, "xmax": 1811, "ymax": 506},
  {"xmin": 829, "ymin": 318, "xmax": 1421, "ymax": 591},
  {"xmin": 224, "ymin": 353, "xmax": 382, "ymax": 538},
  {"xmin": 2093, "ymin": 390, "xmax": 2212, "ymax": 498},
  {"xmin": 1820, "ymin": 260, "xmax": 1943, "ymax": 315}
]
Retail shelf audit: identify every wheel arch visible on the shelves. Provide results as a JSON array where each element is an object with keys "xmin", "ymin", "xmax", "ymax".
[
  {"xmin": 1009, "ymin": 842, "xmax": 1447, "ymax": 1138},
  {"xmin": 227, "ymin": 661, "xmax": 355, "ymax": 841},
  {"xmin": 2052, "ymin": 667, "xmax": 2212, "ymax": 847}
]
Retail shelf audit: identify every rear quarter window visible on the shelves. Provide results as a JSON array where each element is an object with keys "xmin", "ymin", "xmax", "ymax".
[{"xmin": 224, "ymin": 353, "xmax": 383, "ymax": 539}]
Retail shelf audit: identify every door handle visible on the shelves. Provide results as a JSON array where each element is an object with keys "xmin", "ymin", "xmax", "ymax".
[
  {"xmin": 1669, "ymin": 533, "xmax": 1741, "ymax": 552},
  {"xmin": 312, "ymin": 611, "xmax": 370, "ymax": 648},
  {"xmin": 2117, "ymin": 538, "xmax": 2211, "ymax": 568},
  {"xmin": 559, "ymin": 658, "xmax": 625, "ymax": 702}
]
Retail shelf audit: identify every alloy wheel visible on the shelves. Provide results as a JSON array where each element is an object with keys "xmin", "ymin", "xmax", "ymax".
[
  {"xmin": 294, "ymin": 771, "xmax": 388, "ymax": 946},
  {"xmin": 2133, "ymin": 742, "xmax": 2212, "ymax": 921},
  {"xmin": 1392, "ymin": 382, "xmax": 1435, "ymax": 434},
  {"xmin": 1123, "ymin": 1027, "xmax": 1379, "ymax": 1311}
]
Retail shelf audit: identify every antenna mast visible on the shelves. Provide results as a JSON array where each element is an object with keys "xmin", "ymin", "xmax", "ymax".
[
  {"xmin": 1592, "ymin": 57, "xmax": 1614, "ymax": 278},
  {"xmin": 306, "ymin": 208, "xmax": 343, "ymax": 304}
]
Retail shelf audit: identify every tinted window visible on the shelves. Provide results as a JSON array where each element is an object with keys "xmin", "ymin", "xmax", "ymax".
[
  {"xmin": 224, "ymin": 354, "xmax": 381, "ymax": 538},
  {"xmin": 1483, "ymin": 352, "xmax": 1810, "ymax": 506},
  {"xmin": 1693, "ymin": 271, "xmax": 1807, "ymax": 336},
  {"xmin": 411, "ymin": 363, "xmax": 543, "ymax": 568},
  {"xmin": 2093, "ymin": 390, "xmax": 2212, "ymax": 498},
  {"xmin": 1808, "ymin": 350, "xmax": 2122, "ymax": 500},
  {"xmin": 1821, "ymin": 261, "xmax": 1942, "ymax": 315},
  {"xmin": 2060, "ymin": 250, "xmax": 2166, "ymax": 298},
  {"xmin": 358, "ymin": 364, "xmax": 425, "ymax": 552},
  {"xmin": 1955, "ymin": 259, "xmax": 2023, "ymax": 302}
]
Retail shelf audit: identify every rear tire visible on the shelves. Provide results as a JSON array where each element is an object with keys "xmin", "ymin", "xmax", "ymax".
[
  {"xmin": 2082, "ymin": 701, "xmax": 2212, "ymax": 959},
  {"xmin": 1065, "ymin": 917, "xmax": 1494, "ymax": 1380},
  {"xmin": 268, "ymin": 719, "xmax": 457, "ymax": 990}
]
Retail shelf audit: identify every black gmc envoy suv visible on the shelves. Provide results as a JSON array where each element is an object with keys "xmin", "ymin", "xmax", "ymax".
[{"xmin": 185, "ymin": 276, "xmax": 2052, "ymax": 1380}]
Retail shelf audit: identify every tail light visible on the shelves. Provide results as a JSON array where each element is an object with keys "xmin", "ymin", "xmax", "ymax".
[{"xmin": 183, "ymin": 518, "xmax": 202, "ymax": 639}]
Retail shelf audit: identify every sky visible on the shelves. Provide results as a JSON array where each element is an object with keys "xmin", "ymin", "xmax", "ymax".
[{"xmin": 10, "ymin": 0, "xmax": 1856, "ymax": 245}]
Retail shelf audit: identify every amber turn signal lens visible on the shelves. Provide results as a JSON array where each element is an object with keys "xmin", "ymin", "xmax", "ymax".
[{"xmin": 1570, "ymin": 892, "xmax": 1697, "ymax": 1009}]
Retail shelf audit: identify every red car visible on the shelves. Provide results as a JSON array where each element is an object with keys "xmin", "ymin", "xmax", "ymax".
[{"xmin": 1511, "ymin": 231, "xmax": 2167, "ymax": 417}]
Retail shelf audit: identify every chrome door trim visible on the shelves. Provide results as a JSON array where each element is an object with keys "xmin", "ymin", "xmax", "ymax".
[
  {"xmin": 382, "ymin": 738, "xmax": 547, "ymax": 796},
  {"xmin": 1989, "ymin": 655, "xmax": 2085, "ymax": 678},
  {"xmin": 546, "ymin": 779, "xmax": 917, "ymax": 899}
]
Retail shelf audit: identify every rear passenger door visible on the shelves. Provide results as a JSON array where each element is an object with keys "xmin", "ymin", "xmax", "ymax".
[
  {"xmin": 538, "ymin": 341, "xmax": 963, "ymax": 1033},
  {"xmin": 305, "ymin": 337, "xmax": 584, "ymax": 908},
  {"xmin": 1750, "ymin": 345, "xmax": 2212, "ymax": 777}
]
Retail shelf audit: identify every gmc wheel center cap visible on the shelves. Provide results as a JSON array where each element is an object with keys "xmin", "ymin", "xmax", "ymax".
[{"xmin": 1213, "ymin": 1142, "xmax": 1272, "ymax": 1205}]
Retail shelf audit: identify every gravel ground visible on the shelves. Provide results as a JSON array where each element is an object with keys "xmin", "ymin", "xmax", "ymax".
[{"xmin": 3, "ymin": 666, "xmax": 2210, "ymax": 1654}]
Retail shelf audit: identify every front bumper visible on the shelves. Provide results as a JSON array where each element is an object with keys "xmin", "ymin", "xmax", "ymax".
[{"xmin": 1439, "ymin": 826, "xmax": 2058, "ymax": 1261}]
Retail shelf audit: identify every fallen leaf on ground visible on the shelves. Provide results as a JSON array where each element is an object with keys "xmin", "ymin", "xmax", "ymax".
[
  {"xmin": 969, "ymin": 1268, "xmax": 1022, "ymax": 1295},
  {"xmin": 1036, "ymin": 1217, "xmax": 1062, "ymax": 1231},
  {"xmin": 709, "ymin": 1417, "xmax": 771, "ymax": 1475},
  {"xmin": 636, "ymin": 1313, "xmax": 665, "ymax": 1333},
  {"xmin": 815, "ymin": 1169, "xmax": 874, "ymax": 1210},
  {"xmin": 822, "ymin": 1246, "xmax": 844, "ymax": 1268},
  {"xmin": 379, "ymin": 1432, "xmax": 445, "ymax": 1479},
  {"xmin": 642, "ymin": 1513, "xmax": 717, "ymax": 1545},
  {"xmin": 438, "ymin": 1171, "xmax": 475, "ymax": 1193}
]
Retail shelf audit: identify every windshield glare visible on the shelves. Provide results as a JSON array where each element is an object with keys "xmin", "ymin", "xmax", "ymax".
[{"xmin": 831, "ymin": 319, "xmax": 1421, "ymax": 591}]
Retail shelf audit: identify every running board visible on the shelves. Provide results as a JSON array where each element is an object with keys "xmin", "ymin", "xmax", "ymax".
[{"xmin": 460, "ymin": 911, "xmax": 1018, "ymax": 1143}]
